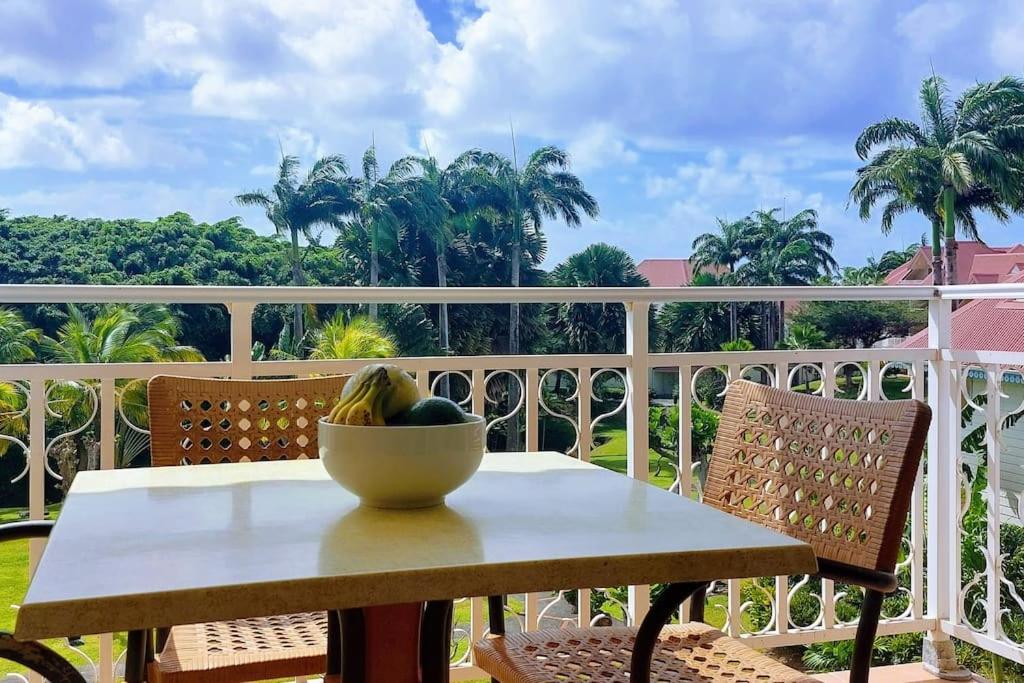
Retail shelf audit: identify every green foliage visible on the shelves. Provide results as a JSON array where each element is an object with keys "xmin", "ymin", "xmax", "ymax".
[
  {"xmin": 804, "ymin": 632, "xmax": 924, "ymax": 673},
  {"xmin": 792, "ymin": 300, "xmax": 925, "ymax": 348},
  {"xmin": 308, "ymin": 314, "xmax": 397, "ymax": 360},
  {"xmin": 720, "ymin": 338, "xmax": 755, "ymax": 352},
  {"xmin": 0, "ymin": 307, "xmax": 40, "ymax": 363},
  {"xmin": 648, "ymin": 402, "xmax": 719, "ymax": 483},
  {"xmin": 778, "ymin": 321, "xmax": 829, "ymax": 350},
  {"xmin": 0, "ymin": 212, "xmax": 290, "ymax": 359},
  {"xmin": 852, "ymin": 75, "xmax": 1024, "ymax": 285},
  {"xmin": 549, "ymin": 243, "xmax": 647, "ymax": 353}
]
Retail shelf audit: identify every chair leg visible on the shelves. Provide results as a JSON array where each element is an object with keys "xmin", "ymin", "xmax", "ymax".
[
  {"xmin": 850, "ymin": 589, "xmax": 885, "ymax": 683},
  {"xmin": 631, "ymin": 582, "xmax": 704, "ymax": 682},
  {"xmin": 125, "ymin": 630, "xmax": 148, "ymax": 683},
  {"xmin": 688, "ymin": 583, "xmax": 709, "ymax": 623}
]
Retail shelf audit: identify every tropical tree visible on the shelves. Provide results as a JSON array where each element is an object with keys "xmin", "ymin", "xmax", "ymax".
[
  {"xmin": 348, "ymin": 144, "xmax": 443, "ymax": 320},
  {"xmin": 0, "ymin": 307, "xmax": 37, "ymax": 458},
  {"xmin": 737, "ymin": 208, "xmax": 836, "ymax": 345},
  {"xmin": 477, "ymin": 145, "xmax": 598, "ymax": 355},
  {"xmin": 549, "ymin": 243, "xmax": 648, "ymax": 353},
  {"xmin": 0, "ymin": 307, "xmax": 40, "ymax": 363},
  {"xmin": 657, "ymin": 273, "xmax": 732, "ymax": 352},
  {"xmin": 42, "ymin": 304, "xmax": 202, "ymax": 476},
  {"xmin": 407, "ymin": 150, "xmax": 491, "ymax": 356},
  {"xmin": 43, "ymin": 305, "xmax": 202, "ymax": 364},
  {"xmin": 691, "ymin": 217, "xmax": 752, "ymax": 340},
  {"xmin": 308, "ymin": 313, "xmax": 397, "ymax": 359},
  {"xmin": 779, "ymin": 321, "xmax": 828, "ymax": 350},
  {"xmin": 851, "ymin": 75, "xmax": 1024, "ymax": 285},
  {"xmin": 235, "ymin": 154, "xmax": 353, "ymax": 341}
]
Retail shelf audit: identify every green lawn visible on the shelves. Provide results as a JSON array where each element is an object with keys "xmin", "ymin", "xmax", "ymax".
[
  {"xmin": 590, "ymin": 426, "xmax": 677, "ymax": 490},
  {"xmin": 0, "ymin": 505, "xmax": 127, "ymax": 679}
]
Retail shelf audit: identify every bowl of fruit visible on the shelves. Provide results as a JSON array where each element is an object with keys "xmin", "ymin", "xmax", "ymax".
[{"xmin": 318, "ymin": 364, "xmax": 485, "ymax": 509}]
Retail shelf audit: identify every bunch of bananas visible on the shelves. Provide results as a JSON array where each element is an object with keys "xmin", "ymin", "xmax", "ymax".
[{"xmin": 327, "ymin": 364, "xmax": 420, "ymax": 426}]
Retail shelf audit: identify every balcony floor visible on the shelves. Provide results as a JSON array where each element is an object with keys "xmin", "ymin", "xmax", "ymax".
[{"xmin": 817, "ymin": 663, "xmax": 963, "ymax": 682}]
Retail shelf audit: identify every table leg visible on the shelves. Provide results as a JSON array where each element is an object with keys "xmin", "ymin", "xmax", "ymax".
[{"xmin": 630, "ymin": 582, "xmax": 704, "ymax": 683}]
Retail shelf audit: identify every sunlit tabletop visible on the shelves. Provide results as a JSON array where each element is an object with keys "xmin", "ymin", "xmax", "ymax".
[{"xmin": 16, "ymin": 451, "xmax": 816, "ymax": 639}]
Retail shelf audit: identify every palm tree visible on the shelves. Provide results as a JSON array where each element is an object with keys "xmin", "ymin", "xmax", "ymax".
[
  {"xmin": 42, "ymin": 304, "xmax": 202, "ymax": 475},
  {"xmin": 236, "ymin": 154, "xmax": 353, "ymax": 341},
  {"xmin": 0, "ymin": 307, "xmax": 40, "ymax": 363},
  {"xmin": 550, "ymin": 243, "xmax": 648, "ymax": 353},
  {"xmin": 657, "ymin": 273, "xmax": 732, "ymax": 353},
  {"xmin": 851, "ymin": 75, "xmax": 1024, "ymax": 285},
  {"xmin": 478, "ymin": 145, "xmax": 599, "ymax": 355},
  {"xmin": 691, "ymin": 217, "xmax": 752, "ymax": 341},
  {"xmin": 780, "ymin": 321, "xmax": 828, "ymax": 350},
  {"xmin": 406, "ymin": 150, "xmax": 491, "ymax": 357},
  {"xmin": 308, "ymin": 313, "xmax": 397, "ymax": 359},
  {"xmin": 738, "ymin": 208, "xmax": 836, "ymax": 345},
  {"xmin": 0, "ymin": 307, "xmax": 37, "ymax": 458},
  {"xmin": 348, "ymin": 144, "xmax": 443, "ymax": 320},
  {"xmin": 43, "ymin": 305, "xmax": 203, "ymax": 364}
]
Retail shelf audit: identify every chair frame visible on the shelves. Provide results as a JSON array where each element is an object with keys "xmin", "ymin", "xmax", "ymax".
[
  {"xmin": 0, "ymin": 521, "xmax": 87, "ymax": 683},
  {"xmin": 484, "ymin": 379, "xmax": 930, "ymax": 683}
]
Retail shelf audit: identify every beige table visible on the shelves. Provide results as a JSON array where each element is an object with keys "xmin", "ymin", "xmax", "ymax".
[{"xmin": 16, "ymin": 452, "xmax": 816, "ymax": 682}]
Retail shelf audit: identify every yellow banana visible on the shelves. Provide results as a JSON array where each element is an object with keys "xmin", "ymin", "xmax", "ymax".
[
  {"xmin": 329, "ymin": 380, "xmax": 373, "ymax": 423},
  {"xmin": 344, "ymin": 370, "xmax": 388, "ymax": 425}
]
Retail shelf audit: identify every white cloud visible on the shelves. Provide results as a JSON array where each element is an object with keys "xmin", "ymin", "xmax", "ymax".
[
  {"xmin": 896, "ymin": 2, "xmax": 969, "ymax": 52},
  {"xmin": 567, "ymin": 123, "xmax": 638, "ymax": 172},
  {"xmin": 0, "ymin": 95, "xmax": 132, "ymax": 170}
]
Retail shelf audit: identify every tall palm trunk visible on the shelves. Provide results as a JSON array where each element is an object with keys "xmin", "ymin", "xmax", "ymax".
[
  {"xmin": 369, "ymin": 226, "xmax": 379, "ymax": 321},
  {"xmin": 290, "ymin": 227, "xmax": 305, "ymax": 343},
  {"xmin": 437, "ymin": 248, "xmax": 450, "ymax": 398},
  {"xmin": 778, "ymin": 300, "xmax": 785, "ymax": 347},
  {"xmin": 942, "ymin": 187, "xmax": 958, "ymax": 292},
  {"xmin": 509, "ymin": 237, "xmax": 521, "ymax": 354},
  {"xmin": 930, "ymin": 216, "xmax": 945, "ymax": 286},
  {"xmin": 727, "ymin": 264, "xmax": 737, "ymax": 342}
]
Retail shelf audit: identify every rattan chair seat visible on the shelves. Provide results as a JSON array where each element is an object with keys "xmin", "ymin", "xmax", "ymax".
[
  {"xmin": 147, "ymin": 612, "xmax": 329, "ymax": 683},
  {"xmin": 474, "ymin": 623, "xmax": 821, "ymax": 682}
]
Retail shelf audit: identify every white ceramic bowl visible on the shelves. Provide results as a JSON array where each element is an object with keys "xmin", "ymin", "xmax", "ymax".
[{"xmin": 318, "ymin": 415, "xmax": 485, "ymax": 509}]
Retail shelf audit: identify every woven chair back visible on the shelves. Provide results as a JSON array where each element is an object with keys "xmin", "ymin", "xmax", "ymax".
[
  {"xmin": 703, "ymin": 379, "xmax": 929, "ymax": 573},
  {"xmin": 147, "ymin": 375, "xmax": 349, "ymax": 467}
]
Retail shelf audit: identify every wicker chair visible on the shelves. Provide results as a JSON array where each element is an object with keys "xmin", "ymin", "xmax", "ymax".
[
  {"xmin": 474, "ymin": 379, "xmax": 930, "ymax": 683},
  {"xmin": 145, "ymin": 374, "xmax": 348, "ymax": 683}
]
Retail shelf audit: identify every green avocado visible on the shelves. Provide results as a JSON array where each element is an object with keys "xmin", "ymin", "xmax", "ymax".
[{"xmin": 393, "ymin": 397, "xmax": 468, "ymax": 426}]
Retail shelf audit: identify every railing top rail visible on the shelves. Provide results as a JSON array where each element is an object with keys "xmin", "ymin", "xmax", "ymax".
[
  {"xmin": 936, "ymin": 283, "xmax": 1024, "ymax": 300},
  {"xmin": 0, "ymin": 283, "xmax": 947, "ymax": 304}
]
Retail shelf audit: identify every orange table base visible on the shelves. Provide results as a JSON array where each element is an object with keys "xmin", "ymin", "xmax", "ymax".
[
  {"xmin": 339, "ymin": 601, "xmax": 452, "ymax": 683},
  {"xmin": 365, "ymin": 603, "xmax": 422, "ymax": 683}
]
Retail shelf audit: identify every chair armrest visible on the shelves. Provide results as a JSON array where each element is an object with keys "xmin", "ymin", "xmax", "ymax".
[{"xmin": 0, "ymin": 520, "xmax": 55, "ymax": 543}]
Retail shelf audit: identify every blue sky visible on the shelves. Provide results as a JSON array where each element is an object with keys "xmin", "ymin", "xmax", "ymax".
[{"xmin": 1, "ymin": 0, "xmax": 1023, "ymax": 268}]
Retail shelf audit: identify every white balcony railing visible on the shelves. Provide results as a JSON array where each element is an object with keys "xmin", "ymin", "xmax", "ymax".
[{"xmin": 0, "ymin": 283, "xmax": 1021, "ymax": 681}]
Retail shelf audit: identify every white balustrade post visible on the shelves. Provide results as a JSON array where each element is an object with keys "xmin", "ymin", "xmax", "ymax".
[
  {"xmin": 99, "ymin": 378, "xmax": 116, "ymax": 682},
  {"xmin": 924, "ymin": 297, "xmax": 971, "ymax": 679},
  {"xmin": 625, "ymin": 300, "xmax": 650, "ymax": 624},
  {"xmin": 229, "ymin": 302, "xmax": 256, "ymax": 379},
  {"xmin": 28, "ymin": 378, "xmax": 45, "ymax": 571}
]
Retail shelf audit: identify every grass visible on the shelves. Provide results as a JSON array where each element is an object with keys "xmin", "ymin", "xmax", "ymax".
[
  {"xmin": 590, "ymin": 425, "xmax": 677, "ymax": 490},
  {"xmin": 0, "ymin": 504, "xmax": 128, "ymax": 679}
]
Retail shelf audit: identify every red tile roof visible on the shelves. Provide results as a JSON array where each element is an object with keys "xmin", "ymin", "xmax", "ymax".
[
  {"xmin": 901, "ymin": 271, "xmax": 1024, "ymax": 352},
  {"xmin": 884, "ymin": 242, "xmax": 1011, "ymax": 286},
  {"xmin": 637, "ymin": 259, "xmax": 694, "ymax": 287}
]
